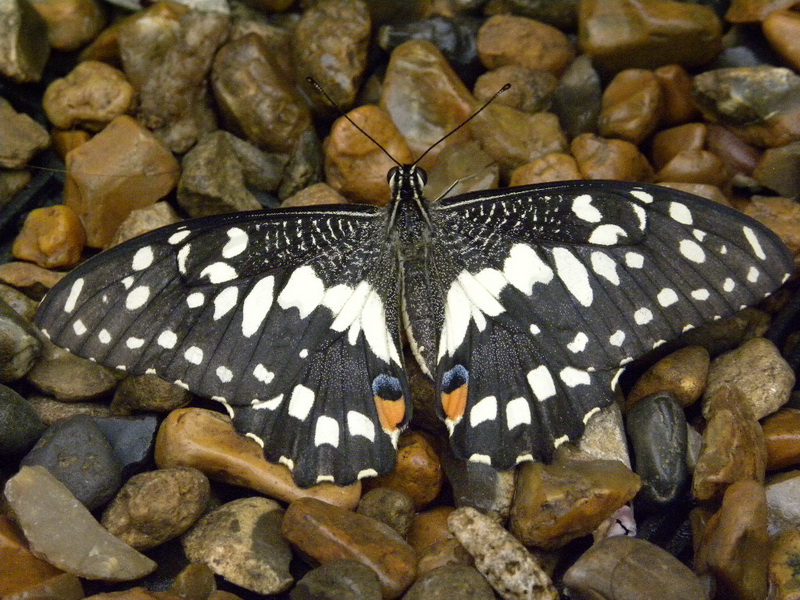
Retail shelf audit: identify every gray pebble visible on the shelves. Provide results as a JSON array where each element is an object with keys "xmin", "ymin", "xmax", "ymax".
[
  {"xmin": 0, "ymin": 384, "xmax": 45, "ymax": 457},
  {"xmin": 357, "ymin": 487, "xmax": 415, "ymax": 537},
  {"xmin": 291, "ymin": 560, "xmax": 382, "ymax": 600},
  {"xmin": 402, "ymin": 564, "xmax": 494, "ymax": 600},
  {"xmin": 0, "ymin": 298, "xmax": 40, "ymax": 382}
]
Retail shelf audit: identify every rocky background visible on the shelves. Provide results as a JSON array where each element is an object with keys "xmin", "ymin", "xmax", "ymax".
[{"xmin": 3, "ymin": 0, "xmax": 800, "ymax": 599}]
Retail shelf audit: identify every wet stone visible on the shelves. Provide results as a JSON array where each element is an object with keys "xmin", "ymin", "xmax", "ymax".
[
  {"xmin": 626, "ymin": 345, "xmax": 710, "ymax": 410},
  {"xmin": 21, "ymin": 414, "xmax": 123, "ymax": 510},
  {"xmin": 448, "ymin": 507, "xmax": 558, "ymax": 600},
  {"xmin": 766, "ymin": 471, "xmax": 800, "ymax": 537},
  {"xmin": 742, "ymin": 195, "xmax": 800, "ymax": 258},
  {"xmin": 31, "ymin": 0, "xmax": 106, "ymax": 51},
  {"xmin": 12, "ymin": 205, "xmax": 85, "ymax": 269},
  {"xmin": 282, "ymin": 182, "xmax": 348, "ymax": 208},
  {"xmin": 656, "ymin": 149, "xmax": 730, "ymax": 188},
  {"xmin": 422, "ymin": 140, "xmax": 498, "ymax": 201},
  {"xmin": 763, "ymin": 409, "xmax": 800, "ymax": 471},
  {"xmin": 626, "ymin": 392, "xmax": 689, "ymax": 513},
  {"xmin": 4, "ymin": 466, "xmax": 156, "ymax": 580},
  {"xmin": 651, "ymin": 123, "xmax": 707, "ymax": 171},
  {"xmin": 25, "ymin": 348, "xmax": 117, "ymax": 402},
  {"xmin": 551, "ymin": 54, "xmax": 601, "ymax": 138},
  {"xmin": 474, "ymin": 65, "xmax": 557, "ymax": 114},
  {"xmin": 357, "ymin": 487, "xmax": 415, "ymax": 537},
  {"xmin": 183, "ymin": 497, "xmax": 292, "ymax": 595},
  {"xmin": 764, "ymin": 9, "xmax": 800, "ymax": 72},
  {"xmin": 167, "ymin": 563, "xmax": 216, "ymax": 600},
  {"xmin": 290, "ymin": 560, "xmax": 382, "ymax": 600},
  {"xmin": 92, "ymin": 414, "xmax": 159, "ymax": 477},
  {"xmin": 0, "ymin": 98, "xmax": 50, "ymax": 168},
  {"xmin": 0, "ymin": 384, "xmax": 45, "ymax": 458},
  {"xmin": 0, "ymin": 298, "xmax": 40, "ymax": 382},
  {"xmin": 654, "ymin": 64, "xmax": 699, "ymax": 126},
  {"xmin": 571, "ymin": 132, "xmax": 655, "ymax": 181},
  {"xmin": 402, "ymin": 564, "xmax": 495, "ymax": 600},
  {"xmin": 0, "ymin": 0, "xmax": 50, "ymax": 82},
  {"xmin": 598, "ymin": 68, "xmax": 664, "ymax": 145},
  {"xmin": 564, "ymin": 535, "xmax": 707, "ymax": 600},
  {"xmin": 282, "ymin": 497, "xmax": 417, "ymax": 600},
  {"xmin": 442, "ymin": 450, "xmax": 515, "ymax": 520},
  {"xmin": 102, "ymin": 467, "xmax": 210, "ymax": 551},
  {"xmin": 111, "ymin": 373, "xmax": 192, "ymax": 414},
  {"xmin": 109, "ymin": 201, "xmax": 182, "ymax": 247},
  {"xmin": 707, "ymin": 123, "xmax": 761, "ymax": 178},
  {"xmin": 43, "ymin": 61, "xmax": 136, "ymax": 131},
  {"xmin": 0, "ymin": 169, "xmax": 32, "ymax": 204}
]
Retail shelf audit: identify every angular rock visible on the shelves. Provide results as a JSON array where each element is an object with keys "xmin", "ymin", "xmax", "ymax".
[
  {"xmin": 416, "ymin": 538, "xmax": 474, "ymax": 576},
  {"xmin": 742, "ymin": 195, "xmax": 800, "ymax": 258},
  {"xmin": 4, "ymin": 466, "xmax": 156, "ymax": 580},
  {"xmin": 27, "ymin": 395, "xmax": 112, "ymax": 424},
  {"xmin": 571, "ymin": 133, "xmax": 654, "ymax": 181},
  {"xmin": 0, "ymin": 384, "xmax": 45, "ymax": 457},
  {"xmin": 441, "ymin": 451, "xmax": 515, "ymax": 520},
  {"xmin": 357, "ymin": 487, "xmax": 415, "ymax": 537},
  {"xmin": 12, "ymin": 205, "xmax": 85, "ymax": 269},
  {"xmin": 448, "ymin": 507, "xmax": 558, "ymax": 600},
  {"xmin": 651, "ymin": 123, "xmax": 707, "ymax": 171},
  {"xmin": 282, "ymin": 497, "xmax": 417, "ymax": 600},
  {"xmin": 626, "ymin": 345, "xmax": 709, "ymax": 410},
  {"xmin": 290, "ymin": 560, "xmax": 382, "ymax": 600},
  {"xmin": 402, "ymin": 564, "xmax": 494, "ymax": 600},
  {"xmin": 510, "ymin": 153, "xmax": 582, "ymax": 185},
  {"xmin": 764, "ymin": 9, "xmax": 800, "ymax": 72},
  {"xmin": 21, "ymin": 414, "xmax": 123, "ymax": 509},
  {"xmin": 419, "ymin": 140, "xmax": 498, "ymax": 201},
  {"xmin": 763, "ymin": 409, "xmax": 800, "ymax": 471},
  {"xmin": 183, "ymin": 497, "xmax": 292, "ymax": 595},
  {"xmin": 0, "ymin": 298, "xmax": 40, "ymax": 382},
  {"xmin": 154, "ymin": 408, "xmax": 361, "ymax": 508},
  {"xmin": 766, "ymin": 472, "xmax": 800, "ymax": 537},
  {"xmin": 474, "ymin": 66, "xmax": 557, "ymax": 114},
  {"xmin": 282, "ymin": 182, "xmax": 348, "ymax": 208},
  {"xmin": 277, "ymin": 127, "xmax": 323, "ymax": 201},
  {"xmin": 111, "ymin": 372, "xmax": 192, "ymax": 414},
  {"xmin": 599, "ymin": 68, "xmax": 664, "ymax": 144},
  {"xmin": 108, "ymin": 201, "xmax": 182, "ymax": 247},
  {"xmin": 0, "ymin": 0, "xmax": 50, "ymax": 82},
  {"xmin": 552, "ymin": 54, "xmax": 601, "ymax": 137},
  {"xmin": 707, "ymin": 124, "xmax": 761, "ymax": 178},
  {"xmin": 92, "ymin": 414, "xmax": 159, "ymax": 477},
  {"xmin": 0, "ymin": 515, "xmax": 65, "ymax": 596},
  {"xmin": 656, "ymin": 149, "xmax": 730, "ymax": 188},
  {"xmin": 0, "ymin": 282, "xmax": 37, "ymax": 321},
  {"xmin": 31, "ymin": 0, "xmax": 105, "ymax": 51},
  {"xmin": 654, "ymin": 64, "xmax": 699, "ymax": 126},
  {"xmin": 578, "ymin": 401, "xmax": 631, "ymax": 467},
  {"xmin": 754, "ymin": 141, "xmax": 800, "ymax": 198},
  {"xmin": 564, "ymin": 536, "xmax": 706, "ymax": 600},
  {"xmin": 0, "ymin": 97, "xmax": 50, "ymax": 168},
  {"xmin": 769, "ymin": 528, "xmax": 800, "ymax": 599}
]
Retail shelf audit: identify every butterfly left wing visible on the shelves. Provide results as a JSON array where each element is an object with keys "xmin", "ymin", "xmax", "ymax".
[
  {"xmin": 409, "ymin": 180, "xmax": 793, "ymax": 469},
  {"xmin": 35, "ymin": 206, "xmax": 410, "ymax": 486}
]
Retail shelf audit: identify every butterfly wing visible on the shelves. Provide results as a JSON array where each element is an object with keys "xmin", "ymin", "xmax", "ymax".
[
  {"xmin": 410, "ymin": 180, "xmax": 793, "ymax": 468},
  {"xmin": 36, "ymin": 206, "xmax": 410, "ymax": 486}
]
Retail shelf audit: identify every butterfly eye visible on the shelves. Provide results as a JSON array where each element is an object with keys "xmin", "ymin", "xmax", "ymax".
[{"xmin": 387, "ymin": 166, "xmax": 399, "ymax": 184}]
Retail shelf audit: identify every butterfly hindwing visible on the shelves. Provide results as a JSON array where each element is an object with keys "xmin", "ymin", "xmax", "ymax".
[
  {"xmin": 418, "ymin": 180, "xmax": 793, "ymax": 469},
  {"xmin": 36, "ymin": 206, "xmax": 410, "ymax": 486}
]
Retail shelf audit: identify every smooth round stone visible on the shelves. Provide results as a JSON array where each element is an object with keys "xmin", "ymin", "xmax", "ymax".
[
  {"xmin": 441, "ymin": 451, "xmax": 515, "ymax": 521},
  {"xmin": 402, "ymin": 564, "xmax": 494, "ymax": 600},
  {"xmin": 626, "ymin": 392, "xmax": 689, "ymax": 512},
  {"xmin": 0, "ymin": 282, "xmax": 38, "ymax": 321},
  {"xmin": 742, "ymin": 196, "xmax": 800, "ymax": 257},
  {"xmin": 183, "ymin": 497, "xmax": 292, "ymax": 595},
  {"xmin": 27, "ymin": 395, "xmax": 113, "ymax": 424},
  {"xmin": 12, "ymin": 205, "xmax": 86, "ymax": 269},
  {"xmin": 763, "ymin": 409, "xmax": 800, "ymax": 471},
  {"xmin": 290, "ymin": 560, "xmax": 382, "ymax": 600},
  {"xmin": 754, "ymin": 141, "xmax": 800, "ymax": 198},
  {"xmin": 564, "ymin": 536, "xmax": 707, "ymax": 600},
  {"xmin": 706, "ymin": 123, "xmax": 761, "ymax": 177},
  {"xmin": 357, "ymin": 487, "xmax": 415, "ymax": 537},
  {"xmin": 474, "ymin": 66, "xmax": 557, "ymax": 113},
  {"xmin": 93, "ymin": 414, "xmax": 159, "ymax": 478},
  {"xmin": 0, "ymin": 0, "xmax": 50, "ymax": 82},
  {"xmin": 448, "ymin": 507, "xmax": 558, "ymax": 600},
  {"xmin": 510, "ymin": 151, "xmax": 582, "ymax": 184},
  {"xmin": 25, "ymin": 349, "xmax": 117, "ymax": 402},
  {"xmin": 416, "ymin": 538, "xmax": 474, "ymax": 576},
  {"xmin": 0, "ymin": 262, "xmax": 65, "ymax": 300},
  {"xmin": 656, "ymin": 149, "xmax": 730, "ymax": 187},
  {"xmin": 282, "ymin": 497, "xmax": 417, "ymax": 600},
  {"xmin": 0, "ymin": 384, "xmax": 45, "ymax": 457},
  {"xmin": 598, "ymin": 68, "xmax": 664, "ymax": 145},
  {"xmin": 4, "ymin": 466, "xmax": 156, "ymax": 581},
  {"xmin": 21, "ymin": 414, "xmax": 123, "ymax": 510},
  {"xmin": 0, "ymin": 298, "xmax": 40, "ymax": 382},
  {"xmin": 654, "ymin": 64, "xmax": 699, "ymax": 126},
  {"xmin": 681, "ymin": 307, "xmax": 771, "ymax": 357},
  {"xmin": 0, "ymin": 515, "xmax": 64, "ymax": 595},
  {"xmin": 651, "ymin": 125, "xmax": 707, "ymax": 173},
  {"xmin": 552, "ymin": 54, "xmax": 601, "ymax": 138},
  {"xmin": 764, "ymin": 9, "xmax": 800, "ymax": 72},
  {"xmin": 282, "ymin": 183, "xmax": 348, "ymax": 208},
  {"xmin": 111, "ymin": 373, "xmax": 192, "ymax": 414},
  {"xmin": 421, "ymin": 140, "xmax": 498, "ymax": 201},
  {"xmin": 571, "ymin": 133, "xmax": 654, "ymax": 181},
  {"xmin": 407, "ymin": 506, "xmax": 455, "ymax": 555}
]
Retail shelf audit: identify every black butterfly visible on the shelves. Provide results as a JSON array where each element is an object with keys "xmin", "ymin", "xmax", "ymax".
[{"xmin": 35, "ymin": 165, "xmax": 793, "ymax": 486}]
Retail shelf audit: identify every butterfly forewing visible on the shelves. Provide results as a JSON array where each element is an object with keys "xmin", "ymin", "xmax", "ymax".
[
  {"xmin": 421, "ymin": 180, "xmax": 793, "ymax": 469},
  {"xmin": 36, "ymin": 205, "xmax": 411, "ymax": 486}
]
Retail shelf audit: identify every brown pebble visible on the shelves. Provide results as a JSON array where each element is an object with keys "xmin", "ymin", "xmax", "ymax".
[
  {"xmin": 654, "ymin": 64, "xmax": 699, "ymax": 125},
  {"xmin": 742, "ymin": 195, "xmax": 800, "ymax": 258},
  {"xmin": 651, "ymin": 123, "xmax": 707, "ymax": 171},
  {"xmin": 357, "ymin": 487, "xmax": 415, "ymax": 537},
  {"xmin": 764, "ymin": 10, "xmax": 800, "ymax": 72},
  {"xmin": 323, "ymin": 105, "xmax": 413, "ymax": 206},
  {"xmin": 0, "ymin": 170, "xmax": 32, "ymax": 200},
  {"xmin": 110, "ymin": 373, "xmax": 191, "ymax": 414},
  {"xmin": 65, "ymin": 115, "xmax": 180, "ymax": 248},
  {"xmin": 154, "ymin": 407, "xmax": 361, "ymax": 509},
  {"xmin": 509, "ymin": 458, "xmax": 641, "ymax": 549},
  {"xmin": 422, "ymin": 141, "xmax": 498, "ymax": 201},
  {"xmin": 753, "ymin": 141, "xmax": 800, "ymax": 198},
  {"xmin": 572, "ymin": 133, "xmax": 655, "ymax": 181},
  {"xmin": 477, "ymin": 14, "xmax": 574, "ymax": 76},
  {"xmin": 365, "ymin": 430, "xmax": 442, "ymax": 510},
  {"xmin": 282, "ymin": 182, "xmax": 348, "ymax": 208},
  {"xmin": 416, "ymin": 539, "xmax": 474, "ymax": 576},
  {"xmin": 474, "ymin": 66, "xmax": 557, "ymax": 114},
  {"xmin": 0, "ymin": 515, "xmax": 65, "ymax": 596},
  {"xmin": 656, "ymin": 182, "xmax": 731, "ymax": 206},
  {"xmin": 0, "ymin": 262, "xmax": 65, "ymax": 299},
  {"xmin": 763, "ymin": 409, "xmax": 800, "ymax": 471},
  {"xmin": 28, "ymin": 395, "xmax": 112, "ymax": 425},
  {"xmin": 0, "ymin": 98, "xmax": 51, "ymax": 169},
  {"xmin": 30, "ymin": 0, "xmax": 105, "ymax": 51},
  {"xmin": 51, "ymin": 128, "xmax": 90, "ymax": 159},
  {"xmin": 727, "ymin": 0, "xmax": 798, "ymax": 24},
  {"xmin": 406, "ymin": 506, "xmax": 455, "ymax": 555},
  {"xmin": 626, "ymin": 345, "xmax": 710, "ymax": 410},
  {"xmin": 0, "ymin": 0, "xmax": 50, "ymax": 83},
  {"xmin": 696, "ymin": 480, "xmax": 769, "ymax": 600},
  {"xmin": 12, "ymin": 205, "xmax": 85, "ymax": 269},
  {"xmin": 656, "ymin": 149, "xmax": 730, "ymax": 188},
  {"xmin": 598, "ymin": 68, "xmax": 664, "ymax": 145},
  {"xmin": 706, "ymin": 124, "xmax": 762, "ymax": 177},
  {"xmin": 108, "ymin": 201, "xmax": 182, "ymax": 247},
  {"xmin": 769, "ymin": 528, "xmax": 800, "ymax": 599},
  {"xmin": 510, "ymin": 153, "xmax": 582, "ymax": 185},
  {"xmin": 692, "ymin": 385, "xmax": 767, "ymax": 502},
  {"xmin": 25, "ymin": 350, "xmax": 118, "ymax": 402},
  {"xmin": 168, "ymin": 563, "xmax": 216, "ymax": 600},
  {"xmin": 282, "ymin": 497, "xmax": 417, "ymax": 600}
]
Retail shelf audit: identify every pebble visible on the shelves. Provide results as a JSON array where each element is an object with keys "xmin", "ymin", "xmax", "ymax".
[
  {"xmin": 509, "ymin": 458, "xmax": 641, "ymax": 549},
  {"xmin": 696, "ymin": 480, "xmax": 769, "ymax": 600},
  {"xmin": 64, "ymin": 114, "xmax": 180, "ymax": 248},
  {"xmin": 111, "ymin": 372, "xmax": 192, "ymax": 414},
  {"xmin": 742, "ymin": 195, "xmax": 800, "ymax": 257},
  {"xmin": 704, "ymin": 337, "xmax": 794, "ymax": 421},
  {"xmin": 4, "ymin": 466, "xmax": 156, "ymax": 580},
  {"xmin": 25, "ymin": 348, "xmax": 117, "ymax": 402},
  {"xmin": 763, "ymin": 409, "xmax": 800, "ymax": 471},
  {"xmin": 293, "ymin": 0, "xmax": 371, "ymax": 113},
  {"xmin": 564, "ymin": 536, "xmax": 707, "ymax": 600},
  {"xmin": 0, "ymin": 261, "xmax": 65, "ymax": 299},
  {"xmin": 598, "ymin": 68, "xmax": 664, "ymax": 145},
  {"xmin": 477, "ymin": 14, "xmax": 574, "ymax": 75},
  {"xmin": 416, "ymin": 538, "xmax": 474, "ymax": 576},
  {"xmin": 0, "ymin": 98, "xmax": 50, "ymax": 168},
  {"xmin": 211, "ymin": 33, "xmax": 312, "ymax": 153},
  {"xmin": 422, "ymin": 140, "xmax": 498, "ymax": 200},
  {"xmin": 551, "ymin": 54, "xmax": 601, "ymax": 138},
  {"xmin": 12, "ymin": 205, "xmax": 85, "ymax": 269},
  {"xmin": 282, "ymin": 497, "xmax": 417, "ymax": 600},
  {"xmin": 0, "ymin": 298, "xmax": 41, "ymax": 382},
  {"xmin": 93, "ymin": 414, "xmax": 159, "ymax": 477},
  {"xmin": 682, "ymin": 307, "xmax": 772, "ymax": 356},
  {"xmin": 282, "ymin": 182, "xmax": 348, "ymax": 208},
  {"xmin": 509, "ymin": 152, "xmax": 582, "ymax": 185},
  {"xmin": 357, "ymin": 487, "xmax": 415, "ymax": 537},
  {"xmin": 323, "ymin": 105, "xmax": 413, "ymax": 206},
  {"xmin": 571, "ymin": 132, "xmax": 655, "ymax": 181},
  {"xmin": 0, "ymin": 283, "xmax": 37, "ymax": 321},
  {"xmin": 21, "ymin": 414, "xmax": 123, "ymax": 509},
  {"xmin": 654, "ymin": 64, "xmax": 699, "ymax": 126},
  {"xmin": 657, "ymin": 182, "xmax": 729, "ymax": 206},
  {"xmin": 28, "ymin": 395, "xmax": 112, "ymax": 424},
  {"xmin": 753, "ymin": 141, "xmax": 800, "ymax": 198},
  {"xmin": 31, "ymin": 0, "xmax": 105, "ymax": 51},
  {"xmin": 42, "ymin": 61, "xmax": 136, "ymax": 131},
  {"xmin": 578, "ymin": 0, "xmax": 723, "ymax": 73},
  {"xmin": 766, "ymin": 471, "xmax": 800, "ymax": 537},
  {"xmin": 407, "ymin": 506, "xmax": 455, "ymax": 555},
  {"xmin": 764, "ymin": 9, "xmax": 800, "ymax": 72},
  {"xmin": 441, "ymin": 452, "xmax": 515, "ymax": 520},
  {"xmin": 577, "ymin": 402, "xmax": 631, "ymax": 467},
  {"xmin": 726, "ymin": 0, "xmax": 793, "ymax": 23},
  {"xmin": 277, "ymin": 128, "xmax": 323, "ymax": 201},
  {"xmin": 183, "ymin": 497, "xmax": 292, "ymax": 595},
  {"xmin": 769, "ymin": 528, "xmax": 800, "ymax": 599},
  {"xmin": 167, "ymin": 563, "xmax": 216, "ymax": 600},
  {"xmin": 136, "ymin": 11, "xmax": 230, "ymax": 153},
  {"xmin": 108, "ymin": 202, "xmax": 182, "ymax": 247},
  {"xmin": 364, "ymin": 430, "xmax": 442, "ymax": 510},
  {"xmin": 707, "ymin": 123, "xmax": 761, "ymax": 177},
  {"xmin": 626, "ymin": 392, "xmax": 689, "ymax": 512},
  {"xmin": 626, "ymin": 345, "xmax": 710, "ymax": 410},
  {"xmin": 0, "ymin": 514, "xmax": 64, "ymax": 596},
  {"xmin": 101, "ymin": 467, "xmax": 209, "ymax": 551},
  {"xmin": 656, "ymin": 149, "xmax": 731, "ymax": 188},
  {"xmin": 448, "ymin": 506, "xmax": 558, "ymax": 600},
  {"xmin": 0, "ymin": 384, "xmax": 45, "ymax": 458},
  {"xmin": 651, "ymin": 123, "xmax": 707, "ymax": 171},
  {"xmin": 0, "ymin": 169, "xmax": 32, "ymax": 201},
  {"xmin": 51, "ymin": 128, "xmax": 90, "ymax": 158},
  {"xmin": 402, "ymin": 564, "xmax": 495, "ymax": 600},
  {"xmin": 290, "ymin": 560, "xmax": 382, "ymax": 600},
  {"xmin": 692, "ymin": 385, "xmax": 766, "ymax": 502},
  {"xmin": 0, "ymin": 0, "xmax": 50, "ymax": 82},
  {"xmin": 473, "ymin": 66, "xmax": 557, "ymax": 114},
  {"xmin": 154, "ymin": 407, "xmax": 361, "ymax": 509}
]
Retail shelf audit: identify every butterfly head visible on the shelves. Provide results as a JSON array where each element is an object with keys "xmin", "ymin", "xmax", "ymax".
[{"xmin": 387, "ymin": 164, "xmax": 427, "ymax": 198}]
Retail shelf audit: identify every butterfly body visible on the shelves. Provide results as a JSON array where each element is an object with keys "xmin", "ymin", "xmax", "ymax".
[{"xmin": 36, "ymin": 166, "xmax": 794, "ymax": 486}]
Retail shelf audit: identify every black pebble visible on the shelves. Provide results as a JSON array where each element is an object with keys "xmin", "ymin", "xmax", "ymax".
[{"xmin": 0, "ymin": 384, "xmax": 46, "ymax": 458}]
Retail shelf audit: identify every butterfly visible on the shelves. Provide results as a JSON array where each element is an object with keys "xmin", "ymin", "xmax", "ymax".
[{"xmin": 35, "ymin": 162, "xmax": 794, "ymax": 487}]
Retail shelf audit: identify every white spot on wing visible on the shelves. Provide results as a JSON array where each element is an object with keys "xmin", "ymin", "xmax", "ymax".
[
  {"xmin": 216, "ymin": 365, "xmax": 233, "ymax": 382},
  {"xmin": 158, "ymin": 330, "xmax": 177, "ymax": 348},
  {"xmin": 634, "ymin": 307, "xmax": 653, "ymax": 325},
  {"xmin": 679, "ymin": 239, "xmax": 706, "ymax": 263},
  {"xmin": 126, "ymin": 286, "xmax": 150, "ymax": 310},
  {"xmin": 252, "ymin": 394, "xmax": 282, "ymax": 410},
  {"xmin": 200, "ymin": 262, "xmax": 238, "ymax": 284},
  {"xmin": 747, "ymin": 266, "xmax": 759, "ymax": 283},
  {"xmin": 560, "ymin": 367, "xmax": 591, "ymax": 387},
  {"xmin": 506, "ymin": 397, "xmax": 531, "ymax": 429},
  {"xmin": 723, "ymin": 278, "xmax": 735, "ymax": 292},
  {"xmin": 468, "ymin": 453, "xmax": 492, "ymax": 465},
  {"xmin": 213, "ymin": 286, "xmax": 239, "ymax": 320},
  {"xmin": 222, "ymin": 227, "xmax": 248, "ymax": 258},
  {"xmin": 288, "ymin": 384, "xmax": 315, "ymax": 420},
  {"xmin": 742, "ymin": 226, "xmax": 766, "ymax": 260},
  {"xmin": 132, "ymin": 246, "xmax": 154, "ymax": 271},
  {"xmin": 168, "ymin": 230, "xmax": 190, "ymax": 244},
  {"xmin": 591, "ymin": 251, "xmax": 620, "ymax": 285},
  {"xmin": 657, "ymin": 288, "xmax": 679, "ymax": 307},
  {"xmin": 253, "ymin": 363, "xmax": 274, "ymax": 384},
  {"xmin": 669, "ymin": 202, "xmax": 693, "ymax": 225},
  {"xmin": 691, "ymin": 288, "xmax": 709, "ymax": 301},
  {"xmin": 242, "ymin": 276, "xmax": 275, "ymax": 337},
  {"xmin": 553, "ymin": 248, "xmax": 592, "ymax": 306},
  {"xmin": 470, "ymin": 396, "xmax": 497, "ymax": 427},
  {"xmin": 63, "ymin": 278, "xmax": 84, "ymax": 313},
  {"xmin": 528, "ymin": 366, "xmax": 556, "ymax": 401},
  {"xmin": 278, "ymin": 265, "xmax": 324, "ymax": 319},
  {"xmin": 98, "ymin": 329, "xmax": 111, "ymax": 344},
  {"xmin": 630, "ymin": 190, "xmax": 653, "ymax": 203},
  {"xmin": 126, "ymin": 337, "xmax": 145, "ymax": 349},
  {"xmin": 186, "ymin": 292, "xmax": 205, "ymax": 308},
  {"xmin": 625, "ymin": 252, "xmax": 644, "ymax": 269},
  {"xmin": 572, "ymin": 194, "xmax": 602, "ymax": 223},
  {"xmin": 567, "ymin": 332, "xmax": 588, "ymax": 353},
  {"xmin": 184, "ymin": 346, "xmax": 203, "ymax": 365},
  {"xmin": 504, "ymin": 244, "xmax": 553, "ymax": 294},
  {"xmin": 315, "ymin": 415, "xmax": 339, "ymax": 447},
  {"xmin": 73, "ymin": 319, "xmax": 86, "ymax": 335},
  {"xmin": 588, "ymin": 224, "xmax": 627, "ymax": 245},
  {"xmin": 347, "ymin": 411, "xmax": 375, "ymax": 441},
  {"xmin": 609, "ymin": 330, "xmax": 625, "ymax": 346}
]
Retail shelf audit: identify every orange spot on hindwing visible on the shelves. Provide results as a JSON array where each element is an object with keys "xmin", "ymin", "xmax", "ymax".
[
  {"xmin": 372, "ymin": 374, "xmax": 405, "ymax": 432},
  {"xmin": 441, "ymin": 364, "xmax": 469, "ymax": 423}
]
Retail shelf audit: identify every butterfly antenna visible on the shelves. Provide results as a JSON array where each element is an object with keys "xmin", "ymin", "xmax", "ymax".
[
  {"xmin": 306, "ymin": 77, "xmax": 402, "ymax": 168},
  {"xmin": 412, "ymin": 83, "xmax": 510, "ymax": 167}
]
